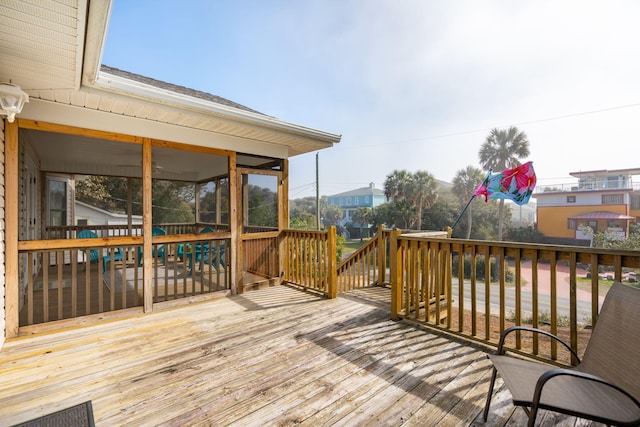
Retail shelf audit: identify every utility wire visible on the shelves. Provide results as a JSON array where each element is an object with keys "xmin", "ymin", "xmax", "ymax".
[{"xmin": 341, "ymin": 102, "xmax": 640, "ymax": 149}]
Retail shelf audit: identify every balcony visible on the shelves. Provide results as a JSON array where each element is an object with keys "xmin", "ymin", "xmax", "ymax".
[{"xmin": 535, "ymin": 180, "xmax": 640, "ymax": 193}]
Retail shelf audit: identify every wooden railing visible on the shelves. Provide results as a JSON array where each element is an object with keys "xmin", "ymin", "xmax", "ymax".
[
  {"xmin": 389, "ymin": 232, "xmax": 640, "ymax": 365},
  {"xmin": 242, "ymin": 232, "xmax": 279, "ymax": 279},
  {"xmin": 18, "ymin": 232, "xmax": 231, "ymax": 327},
  {"xmin": 43, "ymin": 223, "xmax": 229, "ymax": 239},
  {"xmin": 282, "ymin": 228, "xmax": 337, "ymax": 297},
  {"xmin": 336, "ymin": 226, "xmax": 387, "ymax": 292}
]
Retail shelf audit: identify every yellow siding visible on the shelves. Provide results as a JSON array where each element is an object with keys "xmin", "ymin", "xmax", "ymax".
[{"xmin": 537, "ymin": 205, "xmax": 629, "ymax": 238}]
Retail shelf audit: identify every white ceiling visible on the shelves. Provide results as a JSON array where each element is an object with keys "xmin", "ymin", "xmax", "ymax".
[{"xmin": 21, "ymin": 127, "xmax": 281, "ymax": 182}]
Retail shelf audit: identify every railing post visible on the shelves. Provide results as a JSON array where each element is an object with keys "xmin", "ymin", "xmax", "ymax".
[
  {"xmin": 390, "ymin": 229, "xmax": 402, "ymax": 320},
  {"xmin": 327, "ymin": 226, "xmax": 337, "ymax": 298},
  {"xmin": 377, "ymin": 225, "xmax": 386, "ymax": 285},
  {"xmin": 278, "ymin": 230, "xmax": 286, "ymax": 285}
]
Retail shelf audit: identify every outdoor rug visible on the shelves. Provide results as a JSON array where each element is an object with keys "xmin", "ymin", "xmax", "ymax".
[
  {"xmin": 103, "ymin": 264, "xmax": 194, "ymax": 298},
  {"xmin": 12, "ymin": 401, "xmax": 94, "ymax": 427}
]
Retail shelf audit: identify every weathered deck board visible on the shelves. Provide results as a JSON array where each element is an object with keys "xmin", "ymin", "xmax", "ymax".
[{"xmin": 0, "ymin": 285, "xmax": 604, "ymax": 426}]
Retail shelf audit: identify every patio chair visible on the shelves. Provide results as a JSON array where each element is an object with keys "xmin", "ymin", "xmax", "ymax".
[
  {"xmin": 77, "ymin": 230, "xmax": 99, "ymax": 270},
  {"xmin": 483, "ymin": 281, "xmax": 640, "ymax": 427},
  {"xmin": 137, "ymin": 227, "xmax": 167, "ymax": 266},
  {"xmin": 186, "ymin": 240, "xmax": 226, "ymax": 275},
  {"xmin": 102, "ymin": 247, "xmax": 124, "ymax": 273},
  {"xmin": 176, "ymin": 226, "xmax": 215, "ymax": 261}
]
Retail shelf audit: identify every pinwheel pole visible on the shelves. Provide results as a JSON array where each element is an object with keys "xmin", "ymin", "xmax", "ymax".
[
  {"xmin": 450, "ymin": 194, "xmax": 476, "ymax": 232},
  {"xmin": 450, "ymin": 169, "xmax": 492, "ymax": 233}
]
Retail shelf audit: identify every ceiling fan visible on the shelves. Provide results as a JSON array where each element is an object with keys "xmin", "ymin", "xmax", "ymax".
[{"xmin": 116, "ymin": 161, "xmax": 164, "ymax": 172}]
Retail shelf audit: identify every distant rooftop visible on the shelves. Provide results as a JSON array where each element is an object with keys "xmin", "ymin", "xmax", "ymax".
[
  {"xmin": 569, "ymin": 167, "xmax": 640, "ymax": 177},
  {"xmin": 329, "ymin": 183, "xmax": 385, "ymax": 198}
]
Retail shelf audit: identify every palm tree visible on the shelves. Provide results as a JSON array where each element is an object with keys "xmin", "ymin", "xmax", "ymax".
[
  {"xmin": 452, "ymin": 166, "xmax": 484, "ymax": 238},
  {"xmin": 383, "ymin": 169, "xmax": 411, "ymax": 202},
  {"xmin": 352, "ymin": 207, "xmax": 371, "ymax": 241},
  {"xmin": 407, "ymin": 171, "xmax": 438, "ymax": 230},
  {"xmin": 478, "ymin": 126, "xmax": 530, "ymax": 240}
]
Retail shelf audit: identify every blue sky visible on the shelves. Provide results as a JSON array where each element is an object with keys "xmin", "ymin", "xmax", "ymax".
[{"xmin": 102, "ymin": 0, "xmax": 640, "ymax": 198}]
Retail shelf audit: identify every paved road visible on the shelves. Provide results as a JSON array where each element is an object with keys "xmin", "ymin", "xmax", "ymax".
[{"xmin": 450, "ymin": 281, "xmax": 598, "ymax": 324}]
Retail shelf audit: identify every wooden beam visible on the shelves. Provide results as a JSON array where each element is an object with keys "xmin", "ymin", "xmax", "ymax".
[
  {"xmin": 18, "ymin": 119, "xmax": 141, "ymax": 144},
  {"xmin": 142, "ymin": 139, "xmax": 153, "ymax": 312},
  {"xmin": 4, "ymin": 120, "xmax": 19, "ymax": 338},
  {"xmin": 228, "ymin": 153, "xmax": 239, "ymax": 295}
]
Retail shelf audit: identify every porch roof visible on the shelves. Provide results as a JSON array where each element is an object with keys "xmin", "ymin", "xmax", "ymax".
[
  {"xmin": 0, "ymin": 0, "xmax": 341, "ymax": 157},
  {"xmin": 569, "ymin": 211, "xmax": 635, "ymax": 220}
]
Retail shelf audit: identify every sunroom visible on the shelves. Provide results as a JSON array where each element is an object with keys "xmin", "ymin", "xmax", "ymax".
[{"xmin": 0, "ymin": 2, "xmax": 340, "ymax": 338}]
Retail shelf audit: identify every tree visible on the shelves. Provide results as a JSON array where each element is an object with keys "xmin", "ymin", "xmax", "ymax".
[
  {"xmin": 383, "ymin": 169, "xmax": 411, "ymax": 202},
  {"xmin": 406, "ymin": 171, "xmax": 438, "ymax": 230},
  {"xmin": 322, "ymin": 205, "xmax": 343, "ymax": 228},
  {"xmin": 352, "ymin": 207, "xmax": 371, "ymax": 241},
  {"xmin": 478, "ymin": 126, "xmax": 530, "ymax": 240},
  {"xmin": 452, "ymin": 166, "xmax": 484, "ymax": 238},
  {"xmin": 290, "ymin": 196, "xmax": 328, "ymax": 229},
  {"xmin": 384, "ymin": 169, "xmax": 438, "ymax": 230}
]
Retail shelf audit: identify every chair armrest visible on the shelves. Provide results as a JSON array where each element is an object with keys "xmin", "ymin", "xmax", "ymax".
[
  {"xmin": 529, "ymin": 368, "xmax": 640, "ymax": 427},
  {"xmin": 496, "ymin": 326, "xmax": 580, "ymax": 363}
]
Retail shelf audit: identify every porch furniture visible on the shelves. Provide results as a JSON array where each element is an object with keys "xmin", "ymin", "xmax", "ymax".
[
  {"xmin": 77, "ymin": 230, "xmax": 99, "ymax": 271},
  {"xmin": 176, "ymin": 227, "xmax": 225, "ymax": 273},
  {"xmin": 483, "ymin": 281, "xmax": 640, "ymax": 426},
  {"xmin": 137, "ymin": 227, "xmax": 167, "ymax": 266},
  {"xmin": 186, "ymin": 241, "xmax": 225, "ymax": 273},
  {"xmin": 102, "ymin": 247, "xmax": 124, "ymax": 273},
  {"xmin": 15, "ymin": 401, "xmax": 95, "ymax": 427},
  {"xmin": 175, "ymin": 226, "xmax": 215, "ymax": 261}
]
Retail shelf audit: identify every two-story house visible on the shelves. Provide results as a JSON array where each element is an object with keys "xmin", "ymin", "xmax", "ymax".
[
  {"xmin": 534, "ymin": 168, "xmax": 640, "ymax": 245},
  {"xmin": 326, "ymin": 183, "xmax": 385, "ymax": 235}
]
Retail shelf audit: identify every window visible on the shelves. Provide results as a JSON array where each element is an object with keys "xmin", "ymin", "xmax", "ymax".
[
  {"xmin": 346, "ymin": 197, "xmax": 352, "ymax": 206},
  {"xmin": 243, "ymin": 173, "xmax": 278, "ymax": 232},
  {"xmin": 602, "ymin": 194, "xmax": 624, "ymax": 205},
  {"xmin": 48, "ymin": 178, "xmax": 68, "ymax": 239},
  {"xmin": 568, "ymin": 219, "xmax": 576, "ymax": 229},
  {"xmin": 566, "ymin": 195, "xmax": 576, "ymax": 203},
  {"xmin": 364, "ymin": 195, "xmax": 370, "ymax": 204},
  {"xmin": 631, "ymin": 195, "xmax": 640, "ymax": 210}
]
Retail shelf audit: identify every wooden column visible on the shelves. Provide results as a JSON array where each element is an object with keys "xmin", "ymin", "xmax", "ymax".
[
  {"xmin": 377, "ymin": 225, "xmax": 385, "ymax": 285},
  {"xmin": 142, "ymin": 139, "xmax": 153, "ymax": 311},
  {"xmin": 4, "ymin": 120, "xmax": 19, "ymax": 338},
  {"xmin": 327, "ymin": 226, "xmax": 337, "ymax": 298},
  {"xmin": 390, "ymin": 229, "xmax": 402, "ymax": 320},
  {"xmin": 278, "ymin": 160, "xmax": 289, "ymax": 286},
  {"xmin": 228, "ymin": 154, "xmax": 239, "ymax": 294},
  {"xmin": 279, "ymin": 159, "xmax": 289, "ymax": 229}
]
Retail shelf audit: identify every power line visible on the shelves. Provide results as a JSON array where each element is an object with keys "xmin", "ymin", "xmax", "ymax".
[{"xmin": 341, "ymin": 102, "xmax": 640, "ymax": 150}]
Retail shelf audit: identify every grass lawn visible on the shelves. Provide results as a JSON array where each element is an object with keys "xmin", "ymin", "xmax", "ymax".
[{"xmin": 343, "ymin": 238, "xmax": 370, "ymax": 253}]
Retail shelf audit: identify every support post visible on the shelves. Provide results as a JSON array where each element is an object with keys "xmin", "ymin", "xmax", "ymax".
[
  {"xmin": 390, "ymin": 229, "xmax": 403, "ymax": 320},
  {"xmin": 377, "ymin": 225, "xmax": 386, "ymax": 285},
  {"xmin": 327, "ymin": 226, "xmax": 337, "ymax": 298}
]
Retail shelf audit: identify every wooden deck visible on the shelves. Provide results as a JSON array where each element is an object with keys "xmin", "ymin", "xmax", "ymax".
[{"xmin": 0, "ymin": 285, "xmax": 603, "ymax": 426}]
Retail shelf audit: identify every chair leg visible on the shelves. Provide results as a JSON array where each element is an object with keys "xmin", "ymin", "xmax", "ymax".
[{"xmin": 483, "ymin": 367, "xmax": 498, "ymax": 421}]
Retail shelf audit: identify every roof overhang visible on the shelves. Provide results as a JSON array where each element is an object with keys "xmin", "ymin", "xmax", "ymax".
[
  {"xmin": 569, "ymin": 211, "xmax": 635, "ymax": 220},
  {"xmin": 2, "ymin": 0, "xmax": 341, "ymax": 159}
]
